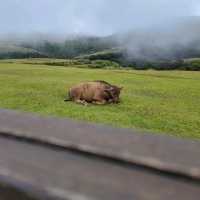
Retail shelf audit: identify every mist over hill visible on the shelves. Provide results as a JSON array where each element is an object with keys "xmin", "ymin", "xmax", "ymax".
[
  {"xmin": 117, "ymin": 17, "xmax": 200, "ymax": 61},
  {"xmin": 1, "ymin": 0, "xmax": 200, "ymax": 65},
  {"xmin": 1, "ymin": 17, "xmax": 200, "ymax": 69}
]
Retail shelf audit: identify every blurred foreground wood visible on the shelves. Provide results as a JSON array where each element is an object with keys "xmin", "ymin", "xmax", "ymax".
[{"xmin": 0, "ymin": 109, "xmax": 199, "ymax": 200}]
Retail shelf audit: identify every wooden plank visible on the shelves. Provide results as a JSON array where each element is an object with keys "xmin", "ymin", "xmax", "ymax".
[
  {"xmin": 0, "ymin": 109, "xmax": 200, "ymax": 199},
  {"xmin": 0, "ymin": 109, "xmax": 200, "ymax": 180},
  {"xmin": 0, "ymin": 136, "xmax": 200, "ymax": 200}
]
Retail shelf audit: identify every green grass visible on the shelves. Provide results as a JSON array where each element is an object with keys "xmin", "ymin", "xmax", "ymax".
[
  {"xmin": 0, "ymin": 62, "xmax": 200, "ymax": 139},
  {"xmin": 0, "ymin": 58, "xmax": 121, "ymax": 69}
]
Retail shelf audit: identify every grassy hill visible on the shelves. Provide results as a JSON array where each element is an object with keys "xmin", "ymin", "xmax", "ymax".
[
  {"xmin": 0, "ymin": 43, "xmax": 46, "ymax": 59},
  {"xmin": 0, "ymin": 60, "xmax": 200, "ymax": 139},
  {"xmin": 76, "ymin": 49, "xmax": 200, "ymax": 70}
]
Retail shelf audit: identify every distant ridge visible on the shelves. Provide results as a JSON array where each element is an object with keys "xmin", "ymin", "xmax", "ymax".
[
  {"xmin": 0, "ymin": 17, "xmax": 200, "ymax": 62},
  {"xmin": 0, "ymin": 43, "xmax": 47, "ymax": 59}
]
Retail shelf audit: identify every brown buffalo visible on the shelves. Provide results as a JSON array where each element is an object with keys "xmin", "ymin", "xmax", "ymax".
[{"xmin": 65, "ymin": 81, "xmax": 122, "ymax": 105}]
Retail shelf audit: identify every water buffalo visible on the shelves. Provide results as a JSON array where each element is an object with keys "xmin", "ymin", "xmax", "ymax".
[{"xmin": 65, "ymin": 81, "xmax": 122, "ymax": 105}]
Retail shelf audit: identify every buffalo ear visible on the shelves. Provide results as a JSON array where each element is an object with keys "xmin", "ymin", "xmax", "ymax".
[{"xmin": 118, "ymin": 87, "xmax": 123, "ymax": 91}]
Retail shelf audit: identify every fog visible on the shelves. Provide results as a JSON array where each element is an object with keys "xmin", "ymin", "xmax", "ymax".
[
  {"xmin": 0, "ymin": 0, "xmax": 200, "ymax": 36},
  {"xmin": 1, "ymin": 0, "xmax": 200, "ymax": 60},
  {"xmin": 116, "ymin": 16, "xmax": 200, "ymax": 60}
]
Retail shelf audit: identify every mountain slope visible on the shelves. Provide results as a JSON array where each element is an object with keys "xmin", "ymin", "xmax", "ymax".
[{"xmin": 0, "ymin": 43, "xmax": 46, "ymax": 59}]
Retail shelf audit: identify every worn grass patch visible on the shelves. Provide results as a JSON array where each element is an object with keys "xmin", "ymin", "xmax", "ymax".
[{"xmin": 0, "ymin": 62, "xmax": 200, "ymax": 139}]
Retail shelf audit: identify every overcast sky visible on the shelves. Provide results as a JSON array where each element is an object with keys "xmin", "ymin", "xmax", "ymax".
[{"xmin": 0, "ymin": 0, "xmax": 200, "ymax": 36}]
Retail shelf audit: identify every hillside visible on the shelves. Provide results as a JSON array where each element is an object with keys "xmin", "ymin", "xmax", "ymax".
[
  {"xmin": 20, "ymin": 35, "xmax": 117, "ymax": 59},
  {"xmin": 0, "ymin": 17, "xmax": 200, "ymax": 69},
  {"xmin": 0, "ymin": 43, "xmax": 46, "ymax": 59}
]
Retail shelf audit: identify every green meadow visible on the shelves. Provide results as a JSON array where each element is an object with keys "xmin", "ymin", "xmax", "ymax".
[{"xmin": 0, "ymin": 60, "xmax": 200, "ymax": 139}]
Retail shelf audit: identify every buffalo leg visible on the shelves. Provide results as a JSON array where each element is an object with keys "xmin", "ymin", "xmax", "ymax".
[
  {"xmin": 75, "ymin": 99, "xmax": 88, "ymax": 106},
  {"xmin": 92, "ymin": 92, "xmax": 107, "ymax": 105},
  {"xmin": 92, "ymin": 100, "xmax": 107, "ymax": 105}
]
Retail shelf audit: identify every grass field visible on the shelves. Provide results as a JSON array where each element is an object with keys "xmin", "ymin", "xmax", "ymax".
[{"xmin": 0, "ymin": 61, "xmax": 200, "ymax": 139}]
